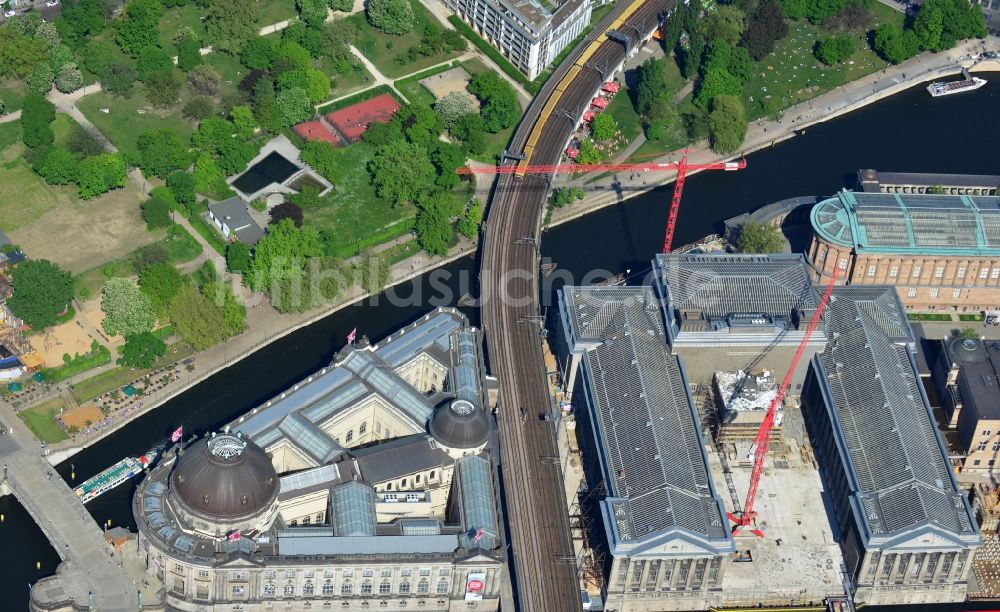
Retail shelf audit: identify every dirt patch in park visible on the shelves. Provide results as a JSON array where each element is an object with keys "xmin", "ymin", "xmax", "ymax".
[
  {"xmin": 9, "ymin": 181, "xmax": 158, "ymax": 274},
  {"xmin": 59, "ymin": 403, "xmax": 104, "ymax": 430},
  {"xmin": 28, "ymin": 318, "xmax": 103, "ymax": 367},
  {"xmin": 419, "ymin": 67, "xmax": 474, "ymax": 101}
]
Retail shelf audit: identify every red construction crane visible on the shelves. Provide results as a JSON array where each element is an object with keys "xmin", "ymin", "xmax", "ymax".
[
  {"xmin": 458, "ymin": 150, "xmax": 745, "ymax": 253},
  {"xmin": 728, "ymin": 267, "xmax": 840, "ymax": 537}
]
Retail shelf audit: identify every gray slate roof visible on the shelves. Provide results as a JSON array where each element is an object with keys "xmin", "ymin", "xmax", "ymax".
[
  {"xmin": 811, "ymin": 286, "xmax": 980, "ymax": 545},
  {"xmin": 208, "ymin": 196, "xmax": 264, "ymax": 246},
  {"xmin": 353, "ymin": 434, "xmax": 453, "ymax": 484},
  {"xmin": 562, "ymin": 285, "xmax": 733, "ymax": 556}
]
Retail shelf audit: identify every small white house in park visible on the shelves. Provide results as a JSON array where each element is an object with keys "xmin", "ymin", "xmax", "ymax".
[{"xmin": 206, "ymin": 197, "xmax": 265, "ymax": 246}]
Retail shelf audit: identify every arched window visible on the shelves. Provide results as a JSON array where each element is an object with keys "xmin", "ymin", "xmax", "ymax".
[
  {"xmin": 398, "ymin": 581, "xmax": 410, "ymax": 595},
  {"xmin": 361, "ymin": 580, "xmax": 373, "ymax": 595},
  {"xmin": 417, "ymin": 579, "xmax": 429, "ymax": 594},
  {"xmin": 322, "ymin": 580, "xmax": 334, "ymax": 596},
  {"xmin": 284, "ymin": 583, "xmax": 295, "ymax": 596},
  {"xmin": 436, "ymin": 580, "xmax": 448, "ymax": 594},
  {"xmin": 345, "ymin": 430, "xmax": 353, "ymax": 443},
  {"xmin": 263, "ymin": 583, "xmax": 276, "ymax": 597},
  {"xmin": 379, "ymin": 580, "xmax": 391, "ymax": 595},
  {"xmin": 303, "ymin": 581, "xmax": 314, "ymax": 596},
  {"xmin": 359, "ymin": 421, "xmax": 367, "ymax": 435},
  {"xmin": 341, "ymin": 581, "xmax": 353, "ymax": 596}
]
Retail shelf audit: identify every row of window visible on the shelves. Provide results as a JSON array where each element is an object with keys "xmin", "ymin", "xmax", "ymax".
[
  {"xmin": 288, "ymin": 512, "xmax": 325, "ymax": 526},
  {"xmin": 259, "ymin": 568, "xmax": 447, "ymax": 580},
  {"xmin": 859, "ymin": 261, "xmax": 1000, "ymax": 281},
  {"xmin": 905, "ymin": 287, "xmax": 964, "ymax": 300},
  {"xmin": 260, "ymin": 579, "xmax": 450, "ymax": 598}
]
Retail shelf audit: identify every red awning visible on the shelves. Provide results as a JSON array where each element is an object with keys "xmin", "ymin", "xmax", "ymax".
[
  {"xmin": 591, "ymin": 97, "xmax": 608, "ymax": 109},
  {"xmin": 582, "ymin": 111, "xmax": 595, "ymax": 122},
  {"xmin": 566, "ymin": 148, "xmax": 579, "ymax": 159},
  {"xmin": 602, "ymin": 82, "xmax": 620, "ymax": 93}
]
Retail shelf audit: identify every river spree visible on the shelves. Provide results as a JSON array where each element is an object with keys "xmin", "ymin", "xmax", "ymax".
[{"xmin": 3, "ymin": 75, "xmax": 1000, "ymax": 609}]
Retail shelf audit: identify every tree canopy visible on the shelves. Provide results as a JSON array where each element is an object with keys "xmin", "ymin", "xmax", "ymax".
[
  {"xmin": 21, "ymin": 93, "xmax": 56, "ymax": 149},
  {"xmin": 367, "ymin": 0, "xmax": 415, "ymax": 35},
  {"xmin": 168, "ymin": 284, "xmax": 226, "ymax": 350},
  {"xmin": 245, "ymin": 219, "xmax": 324, "ymax": 293},
  {"xmin": 101, "ymin": 278, "xmax": 156, "ymax": 337},
  {"xmin": 205, "ymin": 0, "xmax": 260, "ymax": 53},
  {"xmin": 415, "ymin": 192, "xmax": 454, "ymax": 256},
  {"xmin": 7, "ymin": 259, "xmax": 73, "ymax": 329},
  {"xmin": 226, "ymin": 241, "xmax": 251, "ymax": 273},
  {"xmin": 368, "ymin": 141, "xmax": 436, "ymax": 207},
  {"xmin": 141, "ymin": 189, "xmax": 174, "ymax": 229},
  {"xmin": 139, "ymin": 261, "xmax": 185, "ymax": 313},
  {"xmin": 590, "ymin": 113, "xmax": 618, "ymax": 141},
  {"xmin": 468, "ymin": 72, "xmax": 519, "ymax": 133},
  {"xmin": 708, "ymin": 94, "xmax": 747, "ymax": 154},
  {"xmin": 117, "ymin": 331, "xmax": 166, "ymax": 367},
  {"xmin": 137, "ymin": 128, "xmax": 191, "ymax": 179},
  {"xmin": 814, "ymin": 33, "xmax": 856, "ymax": 65},
  {"xmin": 77, "ymin": 153, "xmax": 127, "ymax": 199},
  {"xmin": 737, "ymin": 221, "xmax": 785, "ymax": 253},
  {"xmin": 741, "ymin": 0, "xmax": 787, "ymax": 60}
]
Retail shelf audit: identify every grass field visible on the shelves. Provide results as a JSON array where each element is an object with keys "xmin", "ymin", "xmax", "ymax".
[
  {"xmin": 743, "ymin": 4, "xmax": 902, "ymax": 120},
  {"xmin": 348, "ymin": 0, "xmax": 465, "ymax": 79},
  {"xmin": 0, "ymin": 122, "xmax": 20, "ymax": 151},
  {"xmin": 19, "ymin": 398, "xmax": 70, "ymax": 444},
  {"xmin": 51, "ymin": 113, "xmax": 84, "ymax": 148},
  {"xmin": 71, "ymin": 340, "xmax": 195, "ymax": 403},
  {"xmin": 77, "ymin": 91, "xmax": 195, "ymax": 158},
  {"xmin": 0, "ymin": 79, "xmax": 26, "ymax": 114},
  {"xmin": 0, "ymin": 143, "xmax": 62, "ymax": 233},
  {"xmin": 157, "ymin": 0, "xmax": 296, "ymax": 49},
  {"xmin": 959, "ymin": 314, "xmax": 985, "ymax": 321},
  {"xmin": 73, "ymin": 223, "xmax": 203, "ymax": 298}
]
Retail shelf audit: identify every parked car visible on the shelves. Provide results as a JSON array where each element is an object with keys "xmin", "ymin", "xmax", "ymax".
[
  {"xmin": 2, "ymin": 9, "xmax": 15, "ymax": 16},
  {"xmin": 45, "ymin": 0, "xmax": 58, "ymax": 5}
]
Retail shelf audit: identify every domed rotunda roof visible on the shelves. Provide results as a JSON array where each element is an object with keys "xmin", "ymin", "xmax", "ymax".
[
  {"xmin": 429, "ymin": 399, "xmax": 490, "ymax": 450},
  {"xmin": 948, "ymin": 337, "xmax": 989, "ymax": 365},
  {"xmin": 170, "ymin": 430, "xmax": 279, "ymax": 520}
]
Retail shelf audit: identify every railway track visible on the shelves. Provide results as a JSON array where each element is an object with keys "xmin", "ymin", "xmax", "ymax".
[{"xmin": 479, "ymin": 0, "xmax": 676, "ymax": 609}]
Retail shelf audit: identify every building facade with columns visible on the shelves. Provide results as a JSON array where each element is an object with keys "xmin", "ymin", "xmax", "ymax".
[
  {"xmin": 132, "ymin": 309, "xmax": 504, "ymax": 611},
  {"xmin": 808, "ymin": 190, "xmax": 1000, "ymax": 313},
  {"xmin": 801, "ymin": 286, "xmax": 981, "ymax": 606}
]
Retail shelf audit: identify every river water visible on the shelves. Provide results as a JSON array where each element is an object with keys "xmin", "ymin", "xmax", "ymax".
[{"xmin": 3, "ymin": 76, "xmax": 1000, "ymax": 609}]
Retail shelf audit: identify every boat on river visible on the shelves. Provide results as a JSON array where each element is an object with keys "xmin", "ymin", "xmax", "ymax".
[
  {"xmin": 73, "ymin": 450, "xmax": 157, "ymax": 503},
  {"xmin": 927, "ymin": 76, "xmax": 987, "ymax": 97}
]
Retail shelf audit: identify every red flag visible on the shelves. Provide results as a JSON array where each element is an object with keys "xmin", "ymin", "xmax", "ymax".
[
  {"xmin": 228, "ymin": 531, "xmax": 241, "ymax": 541},
  {"xmin": 346, "ymin": 328, "xmax": 357, "ymax": 345},
  {"xmin": 472, "ymin": 528, "xmax": 484, "ymax": 543},
  {"xmin": 170, "ymin": 426, "xmax": 183, "ymax": 443}
]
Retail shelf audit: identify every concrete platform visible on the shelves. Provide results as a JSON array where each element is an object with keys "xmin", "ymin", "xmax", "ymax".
[{"xmin": 708, "ymin": 407, "xmax": 846, "ymax": 607}]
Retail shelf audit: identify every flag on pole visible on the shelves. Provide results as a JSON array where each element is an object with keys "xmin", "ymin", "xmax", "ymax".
[
  {"xmin": 228, "ymin": 530, "xmax": 241, "ymax": 541},
  {"xmin": 170, "ymin": 426, "xmax": 183, "ymax": 443},
  {"xmin": 472, "ymin": 528, "xmax": 484, "ymax": 543},
  {"xmin": 346, "ymin": 328, "xmax": 357, "ymax": 345}
]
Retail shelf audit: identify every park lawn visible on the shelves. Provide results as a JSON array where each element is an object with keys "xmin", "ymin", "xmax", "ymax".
[
  {"xmin": 202, "ymin": 51, "xmax": 249, "ymax": 101},
  {"xmin": 19, "ymin": 397, "xmax": 70, "ymax": 444},
  {"xmin": 0, "ymin": 143, "xmax": 63, "ymax": 233},
  {"xmin": 77, "ymin": 91, "xmax": 195, "ymax": 158},
  {"xmin": 0, "ymin": 79, "xmax": 26, "ymax": 114},
  {"xmin": 157, "ymin": 3, "xmax": 209, "ymax": 49},
  {"xmin": 258, "ymin": 0, "xmax": 300, "ymax": 26},
  {"xmin": 0, "ymin": 121, "xmax": 20, "ymax": 150},
  {"xmin": 51, "ymin": 113, "xmax": 84, "ymax": 148},
  {"xmin": 959, "ymin": 313, "xmax": 984, "ymax": 321},
  {"xmin": 347, "ymin": 0, "xmax": 465, "ymax": 79},
  {"xmin": 70, "ymin": 339, "xmax": 195, "ymax": 403},
  {"xmin": 382, "ymin": 238, "xmax": 422, "ymax": 265},
  {"xmin": 73, "ymin": 224, "xmax": 203, "ymax": 298},
  {"xmin": 322, "ymin": 60, "xmax": 377, "ymax": 98},
  {"xmin": 742, "ymin": 16, "xmax": 895, "ymax": 120},
  {"xmin": 908, "ymin": 312, "xmax": 953, "ymax": 321}
]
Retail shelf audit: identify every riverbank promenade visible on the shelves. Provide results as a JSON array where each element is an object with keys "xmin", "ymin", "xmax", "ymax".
[
  {"xmin": 553, "ymin": 38, "xmax": 1000, "ymax": 227},
  {"xmin": 0, "ymin": 406, "xmax": 135, "ymax": 610}
]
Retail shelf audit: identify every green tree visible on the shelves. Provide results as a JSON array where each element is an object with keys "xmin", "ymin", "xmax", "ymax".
[
  {"xmin": 117, "ymin": 331, "xmax": 166, "ymax": 367},
  {"xmin": 7, "ymin": 259, "xmax": 73, "ymax": 329},
  {"xmin": 368, "ymin": 141, "xmax": 436, "ymax": 206},
  {"xmin": 137, "ymin": 128, "xmax": 191, "ymax": 179},
  {"xmin": 590, "ymin": 113, "xmax": 618, "ymax": 141},
  {"xmin": 177, "ymin": 35, "xmax": 202, "ymax": 71},
  {"xmin": 304, "ymin": 68, "xmax": 331, "ymax": 104},
  {"xmin": 328, "ymin": 0, "xmax": 352, "ymax": 10},
  {"xmin": 141, "ymin": 191, "xmax": 173, "ymax": 229},
  {"xmin": 240, "ymin": 37, "xmax": 274, "ymax": 70},
  {"xmin": 679, "ymin": 32, "xmax": 705, "ymax": 80},
  {"xmin": 166, "ymin": 171, "xmax": 197, "ymax": 206},
  {"xmin": 456, "ymin": 199, "xmax": 482, "ymax": 240},
  {"xmin": 21, "ymin": 93, "xmax": 56, "ymax": 148},
  {"xmin": 205, "ymin": 0, "xmax": 260, "ymax": 53},
  {"xmin": 468, "ymin": 72, "xmax": 519, "ymax": 133},
  {"xmin": 705, "ymin": 5, "xmax": 745, "ymax": 45},
  {"xmin": 645, "ymin": 97, "xmax": 680, "ymax": 141},
  {"xmin": 136, "ymin": 47, "xmax": 173, "ymax": 81},
  {"xmin": 451, "ymin": 112, "xmax": 486, "ymax": 156},
  {"xmin": 54, "ymin": 63, "xmax": 84, "ymax": 93},
  {"xmin": 182, "ymin": 95, "xmax": 216, "ymax": 120},
  {"xmin": 101, "ymin": 277, "xmax": 156, "ymax": 337},
  {"xmin": 358, "ymin": 255, "xmax": 390, "ymax": 295},
  {"xmin": 777, "ymin": 0, "xmax": 807, "ymax": 19},
  {"xmin": 78, "ymin": 153, "xmax": 127, "ymax": 199},
  {"xmin": 102, "ymin": 61, "xmax": 138, "ymax": 97},
  {"xmin": 736, "ymin": 221, "xmax": 785, "ymax": 253},
  {"xmin": 415, "ymin": 193, "xmax": 454, "ymax": 256},
  {"xmin": 26, "ymin": 62, "xmax": 55, "ymax": 95},
  {"xmin": 230, "ymin": 105, "xmax": 257, "ymax": 139},
  {"xmin": 695, "ymin": 67, "xmax": 743, "ymax": 110},
  {"xmin": 276, "ymin": 87, "xmax": 313, "ymax": 127},
  {"xmin": 635, "ymin": 57, "xmax": 670, "ymax": 115},
  {"xmin": 139, "ymin": 261, "xmax": 184, "ymax": 312},
  {"xmin": 226, "ymin": 241, "xmax": 251, "ymax": 273},
  {"xmin": 246, "ymin": 219, "xmax": 323, "ymax": 293},
  {"xmin": 805, "ymin": 0, "xmax": 846, "ymax": 25},
  {"xmin": 48, "ymin": 44, "xmax": 75, "ymax": 73},
  {"xmin": 741, "ymin": 0, "xmax": 788, "ymax": 60},
  {"xmin": 435, "ymin": 91, "xmax": 477, "ymax": 128},
  {"xmin": 34, "ymin": 147, "xmax": 78, "ymax": 185},
  {"xmin": 0, "ymin": 28, "xmax": 49, "ymax": 80},
  {"xmin": 873, "ymin": 23, "xmax": 913, "ymax": 64},
  {"xmin": 193, "ymin": 152, "xmax": 229, "ymax": 197},
  {"xmin": 708, "ymin": 94, "xmax": 746, "ymax": 154},
  {"xmin": 367, "ymin": 0, "xmax": 414, "ymax": 34},
  {"xmin": 814, "ymin": 33, "xmax": 856, "ymax": 65},
  {"xmin": 192, "ymin": 116, "xmax": 234, "ymax": 153},
  {"xmin": 113, "ymin": 0, "xmax": 164, "ymax": 56},
  {"xmin": 914, "ymin": 1, "xmax": 944, "ymax": 51},
  {"xmin": 167, "ymin": 284, "xmax": 225, "ymax": 349},
  {"xmin": 186, "ymin": 64, "xmax": 221, "ymax": 96},
  {"xmin": 297, "ymin": 0, "xmax": 329, "ymax": 27},
  {"xmin": 959, "ymin": 328, "xmax": 980, "ymax": 340},
  {"xmin": 80, "ymin": 40, "xmax": 117, "ymax": 80},
  {"xmin": 217, "ymin": 138, "xmax": 258, "ymax": 175},
  {"xmin": 575, "ymin": 138, "xmax": 602, "ymax": 165},
  {"xmin": 430, "ymin": 141, "xmax": 466, "ymax": 189},
  {"xmin": 145, "ymin": 69, "xmax": 183, "ymax": 108}
]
